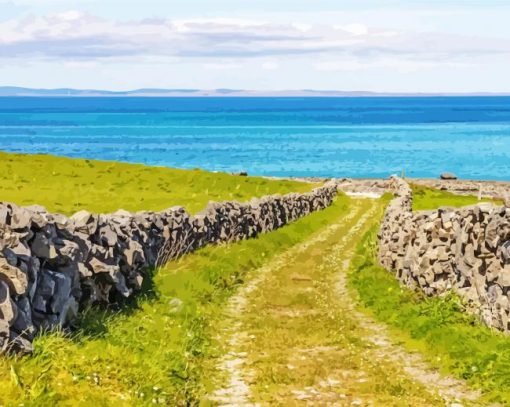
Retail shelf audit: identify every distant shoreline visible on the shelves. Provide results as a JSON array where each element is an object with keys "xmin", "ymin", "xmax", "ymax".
[{"xmin": 1, "ymin": 86, "xmax": 510, "ymax": 98}]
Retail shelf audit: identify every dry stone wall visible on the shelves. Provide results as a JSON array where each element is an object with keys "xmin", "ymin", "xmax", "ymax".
[
  {"xmin": 379, "ymin": 177, "xmax": 510, "ymax": 332},
  {"xmin": 0, "ymin": 181, "xmax": 339, "ymax": 354}
]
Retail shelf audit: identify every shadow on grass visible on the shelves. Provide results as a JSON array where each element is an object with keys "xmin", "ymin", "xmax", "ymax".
[{"xmin": 69, "ymin": 267, "xmax": 160, "ymax": 340}]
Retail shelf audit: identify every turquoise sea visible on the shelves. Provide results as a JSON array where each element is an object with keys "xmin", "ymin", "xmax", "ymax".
[{"xmin": 0, "ymin": 97, "xmax": 509, "ymax": 180}]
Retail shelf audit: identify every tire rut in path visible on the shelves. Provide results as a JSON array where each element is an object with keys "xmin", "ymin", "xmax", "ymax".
[{"xmin": 209, "ymin": 198, "xmax": 483, "ymax": 406}]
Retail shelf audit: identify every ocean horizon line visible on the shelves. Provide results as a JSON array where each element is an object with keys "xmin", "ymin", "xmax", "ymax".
[{"xmin": 2, "ymin": 86, "xmax": 510, "ymax": 98}]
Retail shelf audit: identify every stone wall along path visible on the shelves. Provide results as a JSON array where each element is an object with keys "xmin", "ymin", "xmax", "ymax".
[
  {"xmin": 379, "ymin": 176, "xmax": 510, "ymax": 332},
  {"xmin": 0, "ymin": 181, "xmax": 338, "ymax": 354}
]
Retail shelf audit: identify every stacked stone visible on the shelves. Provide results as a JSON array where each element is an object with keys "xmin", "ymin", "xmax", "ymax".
[
  {"xmin": 0, "ymin": 181, "xmax": 338, "ymax": 354},
  {"xmin": 378, "ymin": 176, "xmax": 414, "ymax": 274},
  {"xmin": 378, "ymin": 177, "xmax": 510, "ymax": 332}
]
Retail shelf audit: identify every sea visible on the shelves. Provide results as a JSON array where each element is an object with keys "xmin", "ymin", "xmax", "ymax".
[{"xmin": 0, "ymin": 96, "xmax": 509, "ymax": 180}]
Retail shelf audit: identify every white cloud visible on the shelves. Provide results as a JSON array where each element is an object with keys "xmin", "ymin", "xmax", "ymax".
[
  {"xmin": 262, "ymin": 61, "xmax": 279, "ymax": 70},
  {"xmin": 314, "ymin": 58, "xmax": 472, "ymax": 73},
  {"xmin": 335, "ymin": 23, "xmax": 368, "ymax": 36},
  {"xmin": 203, "ymin": 62, "xmax": 243, "ymax": 70},
  {"xmin": 291, "ymin": 22, "xmax": 312, "ymax": 32},
  {"xmin": 0, "ymin": 11, "xmax": 509, "ymax": 63}
]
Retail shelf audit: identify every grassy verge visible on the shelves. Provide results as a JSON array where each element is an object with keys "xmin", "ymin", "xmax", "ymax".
[
  {"xmin": 410, "ymin": 183, "xmax": 499, "ymax": 211},
  {"xmin": 0, "ymin": 152, "xmax": 316, "ymax": 214},
  {"xmin": 0, "ymin": 195, "xmax": 350, "ymax": 406},
  {"xmin": 349, "ymin": 225, "xmax": 510, "ymax": 405}
]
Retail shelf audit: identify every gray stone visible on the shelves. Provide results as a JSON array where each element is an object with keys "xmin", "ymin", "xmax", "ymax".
[
  {"xmin": 30, "ymin": 232, "xmax": 58, "ymax": 259},
  {"xmin": 498, "ymin": 266, "xmax": 510, "ymax": 287},
  {"xmin": 33, "ymin": 270, "xmax": 56, "ymax": 310},
  {"xmin": 7, "ymin": 241, "xmax": 31, "ymax": 261},
  {"xmin": 2, "ymin": 247, "xmax": 18, "ymax": 266},
  {"xmin": 0, "ymin": 319, "xmax": 10, "ymax": 352},
  {"xmin": 87, "ymin": 257, "xmax": 115, "ymax": 274},
  {"xmin": 78, "ymin": 263, "xmax": 93, "ymax": 278},
  {"xmin": 112, "ymin": 209, "xmax": 131, "ymax": 217},
  {"xmin": 7, "ymin": 333, "xmax": 33, "ymax": 355},
  {"xmin": 56, "ymin": 240, "xmax": 80, "ymax": 263},
  {"xmin": 49, "ymin": 271, "xmax": 72, "ymax": 314},
  {"xmin": 58, "ymin": 297, "xmax": 78, "ymax": 325},
  {"xmin": 98, "ymin": 225, "xmax": 117, "ymax": 247},
  {"xmin": 0, "ymin": 257, "xmax": 27, "ymax": 295},
  {"xmin": 9, "ymin": 206, "xmax": 31, "ymax": 229},
  {"xmin": 123, "ymin": 240, "xmax": 144, "ymax": 267},
  {"xmin": 24, "ymin": 204, "xmax": 47, "ymax": 213},
  {"xmin": 0, "ymin": 281, "xmax": 16, "ymax": 325},
  {"xmin": 11, "ymin": 296, "xmax": 35, "ymax": 339},
  {"xmin": 70, "ymin": 210, "xmax": 97, "ymax": 234},
  {"xmin": 440, "ymin": 172, "xmax": 458, "ymax": 180},
  {"xmin": 501, "ymin": 241, "xmax": 510, "ymax": 264}
]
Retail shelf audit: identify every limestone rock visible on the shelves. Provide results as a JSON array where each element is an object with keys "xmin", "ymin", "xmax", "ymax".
[
  {"xmin": 7, "ymin": 333, "xmax": 33, "ymax": 355},
  {"xmin": 498, "ymin": 266, "xmax": 510, "ymax": 287},
  {"xmin": 9, "ymin": 206, "xmax": 32, "ymax": 230},
  {"xmin": 97, "ymin": 224, "xmax": 117, "ymax": 247},
  {"xmin": 0, "ymin": 257, "xmax": 27, "ymax": 295},
  {"xmin": 440, "ymin": 172, "xmax": 458, "ymax": 180},
  {"xmin": 30, "ymin": 232, "xmax": 58, "ymax": 259},
  {"xmin": 70, "ymin": 210, "xmax": 97, "ymax": 234},
  {"xmin": 88, "ymin": 257, "xmax": 116, "ymax": 274},
  {"xmin": 0, "ymin": 281, "xmax": 16, "ymax": 325},
  {"xmin": 0, "ymin": 319, "xmax": 10, "ymax": 353}
]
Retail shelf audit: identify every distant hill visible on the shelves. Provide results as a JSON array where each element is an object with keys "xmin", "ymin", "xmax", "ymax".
[{"xmin": 0, "ymin": 86, "xmax": 509, "ymax": 97}]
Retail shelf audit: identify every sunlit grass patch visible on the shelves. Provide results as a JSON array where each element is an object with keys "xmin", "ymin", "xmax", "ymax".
[
  {"xmin": 411, "ymin": 183, "xmax": 500, "ymax": 211},
  {"xmin": 0, "ymin": 151, "xmax": 317, "ymax": 214}
]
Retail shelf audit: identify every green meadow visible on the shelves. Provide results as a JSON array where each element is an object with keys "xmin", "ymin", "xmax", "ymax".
[
  {"xmin": 410, "ymin": 182, "xmax": 500, "ymax": 211},
  {"xmin": 0, "ymin": 152, "xmax": 316, "ymax": 215}
]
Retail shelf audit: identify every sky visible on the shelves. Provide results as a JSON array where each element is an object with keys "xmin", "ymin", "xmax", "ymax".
[{"xmin": 1, "ymin": 0, "xmax": 510, "ymax": 92}]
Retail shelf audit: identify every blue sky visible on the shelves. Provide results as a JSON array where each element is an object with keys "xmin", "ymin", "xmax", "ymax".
[{"xmin": 1, "ymin": 0, "xmax": 510, "ymax": 92}]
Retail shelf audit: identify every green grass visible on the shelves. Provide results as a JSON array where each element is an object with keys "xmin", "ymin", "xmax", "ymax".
[
  {"xmin": 0, "ymin": 152, "xmax": 316, "ymax": 215},
  {"xmin": 349, "ymin": 224, "xmax": 510, "ymax": 405},
  {"xmin": 0, "ymin": 195, "xmax": 350, "ymax": 406},
  {"xmin": 411, "ymin": 183, "xmax": 499, "ymax": 211}
]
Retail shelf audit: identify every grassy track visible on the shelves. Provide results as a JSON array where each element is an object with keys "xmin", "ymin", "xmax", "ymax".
[
  {"xmin": 0, "ymin": 152, "xmax": 315, "ymax": 214},
  {"xmin": 207, "ymin": 196, "xmax": 481, "ymax": 405}
]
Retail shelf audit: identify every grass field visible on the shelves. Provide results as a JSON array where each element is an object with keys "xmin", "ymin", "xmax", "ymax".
[
  {"xmin": 0, "ymin": 152, "xmax": 316, "ymax": 215},
  {"xmin": 410, "ymin": 183, "xmax": 499, "ymax": 211}
]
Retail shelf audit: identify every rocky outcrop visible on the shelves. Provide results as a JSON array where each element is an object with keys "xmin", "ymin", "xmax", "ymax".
[
  {"xmin": 0, "ymin": 182, "xmax": 339, "ymax": 354},
  {"xmin": 379, "ymin": 177, "xmax": 510, "ymax": 332}
]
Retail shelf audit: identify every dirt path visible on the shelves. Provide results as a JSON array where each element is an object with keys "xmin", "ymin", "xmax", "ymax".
[{"xmin": 209, "ymin": 197, "xmax": 483, "ymax": 406}]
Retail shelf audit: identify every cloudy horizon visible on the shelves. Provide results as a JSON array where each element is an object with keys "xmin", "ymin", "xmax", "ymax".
[{"xmin": 1, "ymin": 0, "xmax": 510, "ymax": 92}]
